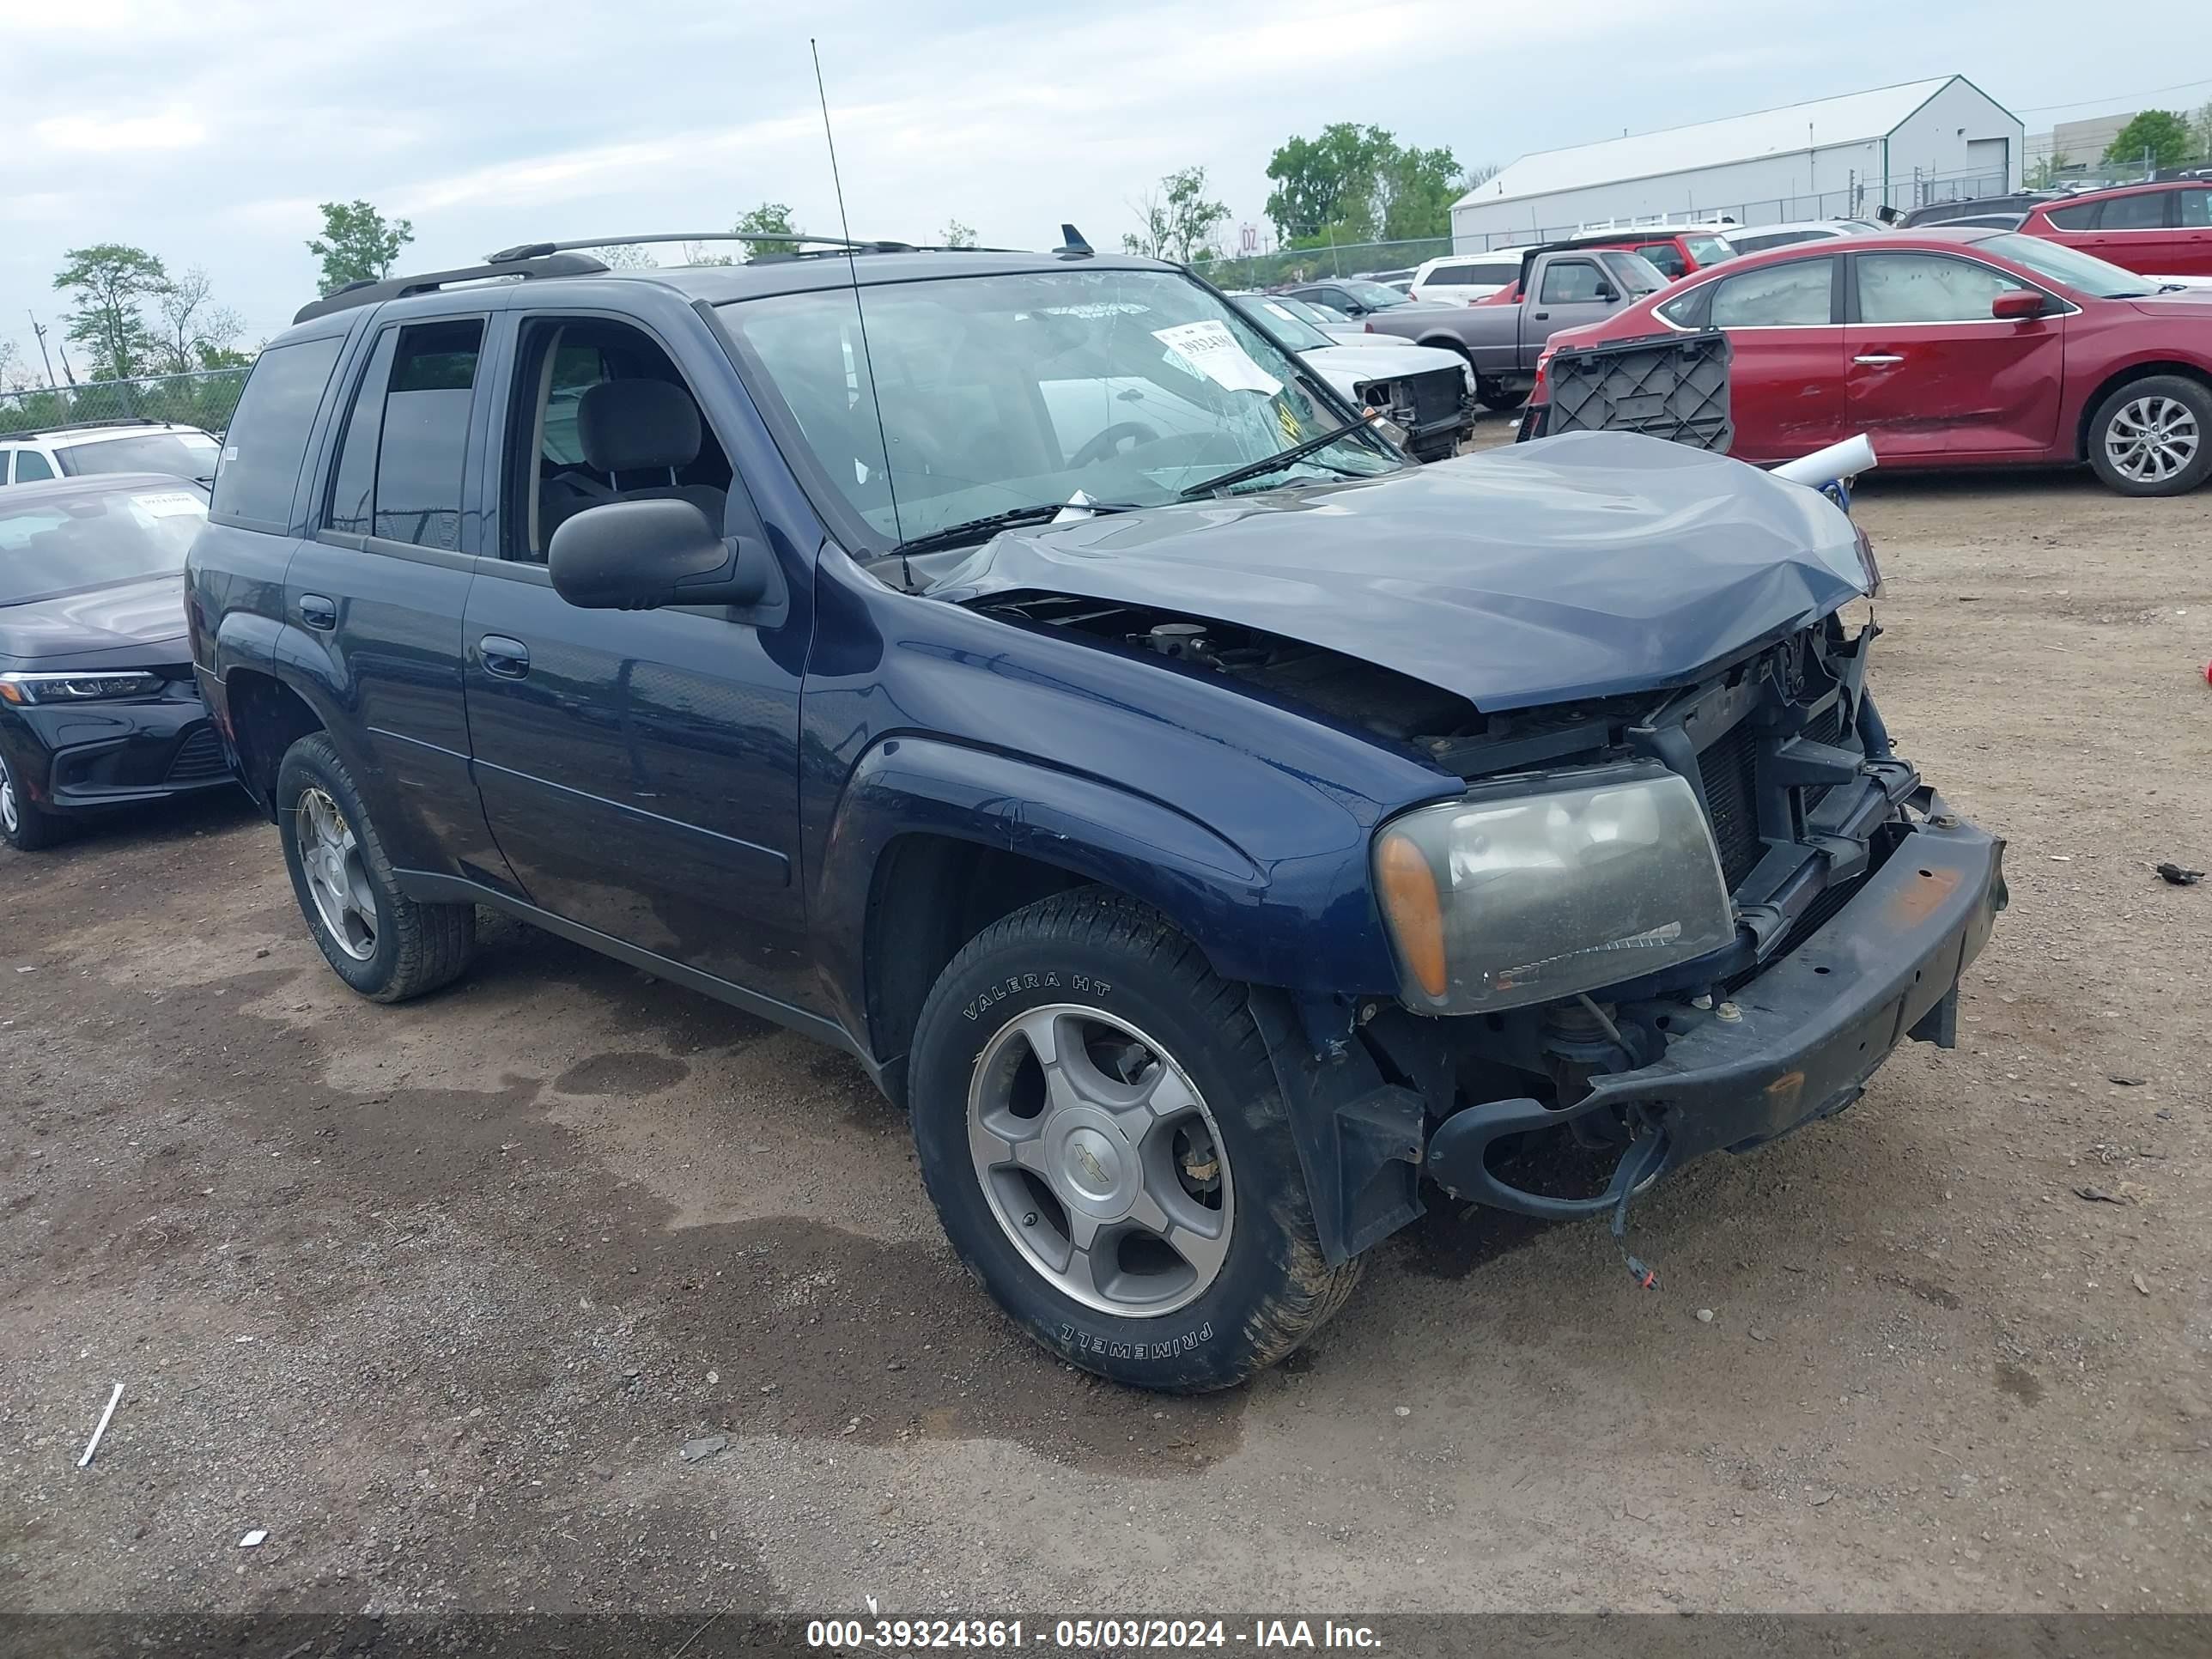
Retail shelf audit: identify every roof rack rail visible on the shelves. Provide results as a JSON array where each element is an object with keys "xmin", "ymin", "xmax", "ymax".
[
  {"xmin": 482, "ymin": 233, "xmax": 1024, "ymax": 264},
  {"xmin": 291, "ymin": 252, "xmax": 611, "ymax": 325},
  {"xmin": 0, "ymin": 416, "xmax": 181, "ymax": 441}
]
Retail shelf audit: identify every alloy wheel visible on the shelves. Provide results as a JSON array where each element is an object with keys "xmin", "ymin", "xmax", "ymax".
[
  {"xmin": 0, "ymin": 754, "xmax": 16, "ymax": 837},
  {"xmin": 966, "ymin": 1005, "xmax": 1234, "ymax": 1318},
  {"xmin": 2105, "ymin": 394, "xmax": 2201, "ymax": 485},
  {"xmin": 295, "ymin": 785, "xmax": 377, "ymax": 960}
]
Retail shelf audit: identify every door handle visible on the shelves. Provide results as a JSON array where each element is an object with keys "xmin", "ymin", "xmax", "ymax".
[
  {"xmin": 1533, "ymin": 310, "xmax": 1550, "ymax": 320},
  {"xmin": 478, "ymin": 635, "xmax": 530, "ymax": 679},
  {"xmin": 1853, "ymin": 354, "xmax": 1905, "ymax": 366},
  {"xmin": 297, "ymin": 594, "xmax": 337, "ymax": 631}
]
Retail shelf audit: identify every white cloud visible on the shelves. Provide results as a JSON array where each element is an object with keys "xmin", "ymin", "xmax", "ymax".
[{"xmin": 33, "ymin": 109, "xmax": 208, "ymax": 155}]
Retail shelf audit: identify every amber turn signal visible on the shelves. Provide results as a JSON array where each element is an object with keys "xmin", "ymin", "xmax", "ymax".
[{"xmin": 1375, "ymin": 832, "xmax": 1447, "ymax": 1000}]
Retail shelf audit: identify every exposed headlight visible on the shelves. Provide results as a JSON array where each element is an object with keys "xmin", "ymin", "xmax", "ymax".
[
  {"xmin": 1373, "ymin": 763, "xmax": 1737, "ymax": 1014},
  {"xmin": 0, "ymin": 671, "xmax": 166, "ymax": 706}
]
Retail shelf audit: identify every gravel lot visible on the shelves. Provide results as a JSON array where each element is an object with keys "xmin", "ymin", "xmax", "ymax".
[{"xmin": 3, "ymin": 427, "xmax": 2209, "ymax": 1620}]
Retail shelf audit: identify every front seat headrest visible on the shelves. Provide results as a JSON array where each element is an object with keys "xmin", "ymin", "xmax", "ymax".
[{"xmin": 576, "ymin": 380, "xmax": 703, "ymax": 474}]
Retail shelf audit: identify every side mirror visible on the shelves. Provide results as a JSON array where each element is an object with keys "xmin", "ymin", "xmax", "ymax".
[
  {"xmin": 548, "ymin": 499, "xmax": 770, "ymax": 610},
  {"xmin": 1595, "ymin": 283, "xmax": 1620, "ymax": 302},
  {"xmin": 1991, "ymin": 290, "xmax": 2047, "ymax": 320}
]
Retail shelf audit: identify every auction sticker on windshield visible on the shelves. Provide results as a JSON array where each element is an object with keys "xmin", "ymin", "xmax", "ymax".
[
  {"xmin": 1152, "ymin": 321, "xmax": 1280, "ymax": 396},
  {"xmin": 129, "ymin": 491, "xmax": 206, "ymax": 520}
]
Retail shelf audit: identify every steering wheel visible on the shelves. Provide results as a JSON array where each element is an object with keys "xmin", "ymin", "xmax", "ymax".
[{"xmin": 1068, "ymin": 421, "xmax": 1162, "ymax": 469}]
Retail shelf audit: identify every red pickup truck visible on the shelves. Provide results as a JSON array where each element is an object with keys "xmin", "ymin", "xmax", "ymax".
[
  {"xmin": 2016, "ymin": 181, "xmax": 2212, "ymax": 279},
  {"xmin": 1474, "ymin": 227, "xmax": 1735, "ymax": 304},
  {"xmin": 1527, "ymin": 227, "xmax": 2212, "ymax": 495}
]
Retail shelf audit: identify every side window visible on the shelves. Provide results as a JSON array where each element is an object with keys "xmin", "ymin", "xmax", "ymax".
[
  {"xmin": 14, "ymin": 449, "xmax": 55, "ymax": 483},
  {"xmin": 2098, "ymin": 192, "xmax": 2167, "ymax": 230},
  {"xmin": 1856, "ymin": 254, "xmax": 2027, "ymax": 324},
  {"xmin": 1468, "ymin": 262, "xmax": 1517, "ymax": 286},
  {"xmin": 1425, "ymin": 264, "xmax": 1475, "ymax": 286},
  {"xmin": 1640, "ymin": 243, "xmax": 1687, "ymax": 279},
  {"xmin": 210, "ymin": 336, "xmax": 344, "ymax": 527},
  {"xmin": 324, "ymin": 319, "xmax": 483, "ymax": 550},
  {"xmin": 1709, "ymin": 258, "xmax": 1833, "ymax": 326},
  {"xmin": 1539, "ymin": 260, "xmax": 1606, "ymax": 305},
  {"xmin": 2045, "ymin": 201, "xmax": 2099, "ymax": 230},
  {"xmin": 503, "ymin": 318, "xmax": 739, "ymax": 562},
  {"xmin": 2182, "ymin": 189, "xmax": 2211, "ymax": 228},
  {"xmin": 1655, "ymin": 280, "xmax": 1715, "ymax": 329}
]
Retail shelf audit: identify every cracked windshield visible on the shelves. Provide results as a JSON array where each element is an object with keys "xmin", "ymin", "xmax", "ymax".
[{"xmin": 719, "ymin": 267, "xmax": 1402, "ymax": 547}]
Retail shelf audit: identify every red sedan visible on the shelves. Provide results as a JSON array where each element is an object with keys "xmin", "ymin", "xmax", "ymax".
[
  {"xmin": 2018, "ymin": 180, "xmax": 2212, "ymax": 279},
  {"xmin": 1530, "ymin": 228, "xmax": 2212, "ymax": 495}
]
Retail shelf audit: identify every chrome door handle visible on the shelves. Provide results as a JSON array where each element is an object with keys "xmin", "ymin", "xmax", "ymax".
[{"xmin": 1853, "ymin": 354, "xmax": 1905, "ymax": 366}]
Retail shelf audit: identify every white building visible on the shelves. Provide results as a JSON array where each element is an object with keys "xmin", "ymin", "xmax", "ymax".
[{"xmin": 1451, "ymin": 76, "xmax": 2023, "ymax": 251}]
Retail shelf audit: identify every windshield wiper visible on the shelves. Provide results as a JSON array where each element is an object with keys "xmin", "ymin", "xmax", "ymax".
[
  {"xmin": 1177, "ymin": 416, "xmax": 1383, "ymax": 500},
  {"xmin": 894, "ymin": 499, "xmax": 1144, "ymax": 556}
]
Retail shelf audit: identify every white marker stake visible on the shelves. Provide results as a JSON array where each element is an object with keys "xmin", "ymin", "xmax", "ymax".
[{"xmin": 78, "ymin": 1382, "xmax": 124, "ymax": 1468}]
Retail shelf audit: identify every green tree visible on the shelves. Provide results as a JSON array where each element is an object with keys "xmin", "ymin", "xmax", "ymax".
[
  {"xmin": 2102, "ymin": 110, "xmax": 2191, "ymax": 171},
  {"xmin": 588, "ymin": 242, "xmax": 661, "ymax": 269},
  {"xmin": 736, "ymin": 202, "xmax": 799, "ymax": 258},
  {"xmin": 1264, "ymin": 124, "xmax": 1398, "ymax": 241},
  {"xmin": 1121, "ymin": 167, "xmax": 1230, "ymax": 264},
  {"xmin": 53, "ymin": 244, "xmax": 167, "ymax": 381},
  {"xmin": 2027, "ymin": 149, "xmax": 2072, "ymax": 189},
  {"xmin": 2191, "ymin": 100, "xmax": 2212, "ymax": 161},
  {"xmin": 1376, "ymin": 144, "xmax": 1466, "ymax": 241},
  {"xmin": 308, "ymin": 200, "xmax": 415, "ymax": 295},
  {"xmin": 940, "ymin": 218, "xmax": 977, "ymax": 248},
  {"xmin": 154, "ymin": 266, "xmax": 246, "ymax": 376}
]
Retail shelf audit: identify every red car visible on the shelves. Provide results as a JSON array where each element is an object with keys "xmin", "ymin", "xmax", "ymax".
[
  {"xmin": 2018, "ymin": 181, "xmax": 2212, "ymax": 279},
  {"xmin": 1474, "ymin": 227, "xmax": 1735, "ymax": 305},
  {"xmin": 1529, "ymin": 228, "xmax": 2212, "ymax": 495}
]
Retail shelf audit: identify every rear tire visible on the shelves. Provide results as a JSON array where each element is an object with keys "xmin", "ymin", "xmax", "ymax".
[
  {"xmin": 275, "ymin": 732, "xmax": 475, "ymax": 1001},
  {"xmin": 907, "ymin": 890, "xmax": 1362, "ymax": 1393},
  {"xmin": 0, "ymin": 750, "xmax": 67, "ymax": 852},
  {"xmin": 1479, "ymin": 381, "xmax": 1528, "ymax": 412},
  {"xmin": 2087, "ymin": 375, "xmax": 2212, "ymax": 496}
]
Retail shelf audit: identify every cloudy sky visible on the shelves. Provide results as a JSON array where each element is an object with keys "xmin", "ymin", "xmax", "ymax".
[{"xmin": 4, "ymin": 0, "xmax": 2210, "ymax": 377}]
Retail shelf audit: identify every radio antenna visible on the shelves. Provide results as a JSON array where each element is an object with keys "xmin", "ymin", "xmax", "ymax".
[{"xmin": 811, "ymin": 37, "xmax": 906, "ymax": 561}]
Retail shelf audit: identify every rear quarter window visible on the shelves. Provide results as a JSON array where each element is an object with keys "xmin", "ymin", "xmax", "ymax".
[
  {"xmin": 210, "ymin": 337, "xmax": 345, "ymax": 528},
  {"xmin": 2044, "ymin": 201, "xmax": 2099, "ymax": 230}
]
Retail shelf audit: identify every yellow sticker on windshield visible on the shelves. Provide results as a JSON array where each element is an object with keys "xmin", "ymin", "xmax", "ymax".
[{"xmin": 1277, "ymin": 403, "xmax": 1303, "ymax": 444}]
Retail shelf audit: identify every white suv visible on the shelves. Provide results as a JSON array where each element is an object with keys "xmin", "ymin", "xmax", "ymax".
[
  {"xmin": 1408, "ymin": 249, "xmax": 1532, "ymax": 305},
  {"xmin": 0, "ymin": 421, "xmax": 222, "ymax": 487}
]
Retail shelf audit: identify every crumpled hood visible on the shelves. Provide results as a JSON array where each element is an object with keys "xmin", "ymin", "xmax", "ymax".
[{"xmin": 933, "ymin": 431, "xmax": 1868, "ymax": 713}]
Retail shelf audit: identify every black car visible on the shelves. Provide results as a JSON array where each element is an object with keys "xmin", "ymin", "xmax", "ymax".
[
  {"xmin": 0, "ymin": 473, "xmax": 232, "ymax": 849},
  {"xmin": 1897, "ymin": 191, "xmax": 2062, "ymax": 228}
]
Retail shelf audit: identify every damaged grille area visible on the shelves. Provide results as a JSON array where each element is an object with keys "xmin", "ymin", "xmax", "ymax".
[{"xmin": 1696, "ymin": 721, "xmax": 1763, "ymax": 891}]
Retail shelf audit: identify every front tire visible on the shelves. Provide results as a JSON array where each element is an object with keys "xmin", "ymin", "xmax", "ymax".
[
  {"xmin": 0, "ymin": 749, "xmax": 67, "ymax": 852},
  {"xmin": 275, "ymin": 732, "xmax": 474, "ymax": 1001},
  {"xmin": 2087, "ymin": 375, "xmax": 2212, "ymax": 496},
  {"xmin": 908, "ymin": 890, "xmax": 1362, "ymax": 1392}
]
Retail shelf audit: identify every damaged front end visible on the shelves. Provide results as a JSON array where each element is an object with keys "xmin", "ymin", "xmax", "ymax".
[{"xmin": 1354, "ymin": 612, "xmax": 2006, "ymax": 1255}]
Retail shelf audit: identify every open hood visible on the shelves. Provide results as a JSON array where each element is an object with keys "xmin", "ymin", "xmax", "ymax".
[{"xmin": 932, "ymin": 432, "xmax": 1869, "ymax": 714}]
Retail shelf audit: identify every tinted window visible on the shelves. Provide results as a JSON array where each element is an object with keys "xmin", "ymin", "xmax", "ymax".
[
  {"xmin": 2183, "ymin": 189, "xmax": 2211, "ymax": 228},
  {"xmin": 210, "ymin": 337, "xmax": 343, "ymax": 526},
  {"xmin": 1601, "ymin": 252, "xmax": 1668, "ymax": 295},
  {"xmin": 56, "ymin": 430, "xmax": 221, "ymax": 483},
  {"xmin": 1466, "ymin": 262, "xmax": 1519, "ymax": 285},
  {"xmin": 324, "ymin": 320, "xmax": 483, "ymax": 550},
  {"xmin": 1856, "ymin": 254, "xmax": 2029, "ymax": 323},
  {"xmin": 1640, "ymin": 244, "xmax": 1687, "ymax": 279},
  {"xmin": 1710, "ymin": 258, "xmax": 1833, "ymax": 326},
  {"xmin": 2098, "ymin": 191, "xmax": 2166, "ymax": 230},
  {"xmin": 2045, "ymin": 201, "xmax": 2099, "ymax": 230},
  {"xmin": 1540, "ymin": 260, "xmax": 1607, "ymax": 304},
  {"xmin": 1731, "ymin": 229, "xmax": 1826, "ymax": 255},
  {"xmin": 0, "ymin": 479, "xmax": 206, "ymax": 605},
  {"xmin": 13, "ymin": 450, "xmax": 55, "ymax": 483},
  {"xmin": 1424, "ymin": 264, "xmax": 1478, "ymax": 286}
]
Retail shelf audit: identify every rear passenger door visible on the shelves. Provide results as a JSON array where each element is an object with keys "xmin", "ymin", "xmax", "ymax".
[
  {"xmin": 459, "ymin": 305, "xmax": 813, "ymax": 1009},
  {"xmin": 1693, "ymin": 255, "xmax": 1846, "ymax": 464},
  {"xmin": 284, "ymin": 309, "xmax": 520, "ymax": 889}
]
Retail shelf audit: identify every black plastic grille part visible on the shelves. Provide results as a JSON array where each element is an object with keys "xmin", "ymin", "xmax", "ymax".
[
  {"xmin": 1543, "ymin": 330, "xmax": 1733, "ymax": 453},
  {"xmin": 1698, "ymin": 721, "xmax": 1761, "ymax": 892},
  {"xmin": 164, "ymin": 726, "xmax": 228, "ymax": 784},
  {"xmin": 1407, "ymin": 368, "xmax": 1462, "ymax": 428},
  {"xmin": 1803, "ymin": 700, "xmax": 1846, "ymax": 749}
]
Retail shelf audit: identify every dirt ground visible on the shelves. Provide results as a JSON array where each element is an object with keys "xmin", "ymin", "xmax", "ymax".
[{"xmin": 3, "ymin": 423, "xmax": 2209, "ymax": 1620}]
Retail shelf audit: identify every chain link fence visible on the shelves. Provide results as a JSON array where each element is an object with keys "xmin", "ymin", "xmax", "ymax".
[{"xmin": 0, "ymin": 366, "xmax": 252, "ymax": 439}]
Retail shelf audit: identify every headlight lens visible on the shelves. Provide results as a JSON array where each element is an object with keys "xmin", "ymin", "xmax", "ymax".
[
  {"xmin": 1373, "ymin": 763, "xmax": 1737, "ymax": 1014},
  {"xmin": 0, "ymin": 671, "xmax": 166, "ymax": 706}
]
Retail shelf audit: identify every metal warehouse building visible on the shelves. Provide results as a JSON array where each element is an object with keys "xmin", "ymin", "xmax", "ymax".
[{"xmin": 1451, "ymin": 76, "xmax": 2023, "ymax": 251}]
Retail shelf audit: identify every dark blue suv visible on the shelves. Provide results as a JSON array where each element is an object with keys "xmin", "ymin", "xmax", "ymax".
[{"xmin": 185, "ymin": 235, "xmax": 2005, "ymax": 1391}]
